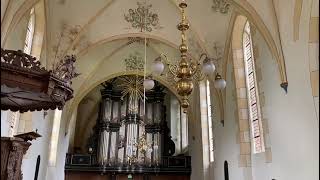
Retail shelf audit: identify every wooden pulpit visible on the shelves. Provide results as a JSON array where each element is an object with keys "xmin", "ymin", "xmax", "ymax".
[{"xmin": 1, "ymin": 132, "xmax": 41, "ymax": 180}]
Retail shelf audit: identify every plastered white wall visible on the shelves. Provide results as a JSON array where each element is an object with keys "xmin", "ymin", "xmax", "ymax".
[
  {"xmin": 21, "ymin": 110, "xmax": 54, "ymax": 180},
  {"xmin": 189, "ymin": 86, "xmax": 205, "ymax": 180},
  {"xmin": 45, "ymin": 107, "xmax": 76, "ymax": 180},
  {"xmin": 210, "ymin": 0, "xmax": 319, "ymax": 179},
  {"xmin": 249, "ymin": 5, "xmax": 319, "ymax": 179},
  {"xmin": 1, "ymin": 111, "xmax": 10, "ymax": 137},
  {"xmin": 212, "ymin": 60, "xmax": 246, "ymax": 180}
]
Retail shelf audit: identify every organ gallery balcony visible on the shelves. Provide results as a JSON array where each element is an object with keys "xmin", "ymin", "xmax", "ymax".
[{"xmin": 65, "ymin": 154, "xmax": 191, "ymax": 175}]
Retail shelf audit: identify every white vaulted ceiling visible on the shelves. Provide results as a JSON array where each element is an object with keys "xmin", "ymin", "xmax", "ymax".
[
  {"xmin": 43, "ymin": 0, "xmax": 232, "ymax": 100},
  {"xmin": 45, "ymin": 0, "xmax": 232, "ymax": 58},
  {"xmin": 1, "ymin": 0, "xmax": 287, "ymax": 95},
  {"xmin": 1, "ymin": 0, "xmax": 288, "ymax": 131},
  {"xmin": 0, "ymin": 0, "xmax": 240, "ymax": 134},
  {"xmin": 3, "ymin": 0, "xmax": 284, "ymax": 103}
]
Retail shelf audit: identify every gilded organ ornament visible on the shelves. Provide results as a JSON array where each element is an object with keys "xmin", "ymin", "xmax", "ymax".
[
  {"xmin": 124, "ymin": 2, "xmax": 160, "ymax": 32},
  {"xmin": 117, "ymin": 76, "xmax": 145, "ymax": 114}
]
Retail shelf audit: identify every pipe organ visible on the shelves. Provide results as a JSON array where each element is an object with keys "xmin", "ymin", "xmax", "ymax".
[
  {"xmin": 96, "ymin": 82, "xmax": 167, "ymax": 167},
  {"xmin": 66, "ymin": 77, "xmax": 191, "ymax": 179}
]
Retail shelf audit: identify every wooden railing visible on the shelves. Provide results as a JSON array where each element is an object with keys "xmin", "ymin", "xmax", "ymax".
[{"xmin": 65, "ymin": 154, "xmax": 191, "ymax": 175}]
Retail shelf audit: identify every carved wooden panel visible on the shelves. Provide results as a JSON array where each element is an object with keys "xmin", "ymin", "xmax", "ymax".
[
  {"xmin": 1, "ymin": 48, "xmax": 78, "ymax": 112},
  {"xmin": 1, "ymin": 137, "xmax": 31, "ymax": 180}
]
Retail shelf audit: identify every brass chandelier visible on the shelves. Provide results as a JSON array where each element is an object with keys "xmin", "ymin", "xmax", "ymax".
[{"xmin": 143, "ymin": 0, "xmax": 226, "ymax": 112}]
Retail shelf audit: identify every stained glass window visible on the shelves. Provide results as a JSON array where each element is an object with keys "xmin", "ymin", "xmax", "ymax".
[
  {"xmin": 200, "ymin": 80, "xmax": 215, "ymax": 166},
  {"xmin": 243, "ymin": 21, "xmax": 265, "ymax": 154}
]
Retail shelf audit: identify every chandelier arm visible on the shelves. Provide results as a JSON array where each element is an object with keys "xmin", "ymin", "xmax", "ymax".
[
  {"xmin": 190, "ymin": 64, "xmax": 197, "ymax": 75},
  {"xmin": 211, "ymin": 57, "xmax": 222, "ymax": 71},
  {"xmin": 192, "ymin": 67, "xmax": 205, "ymax": 82},
  {"xmin": 168, "ymin": 64, "xmax": 179, "ymax": 81},
  {"xmin": 199, "ymin": 53, "xmax": 208, "ymax": 64},
  {"xmin": 158, "ymin": 54, "xmax": 173, "ymax": 73},
  {"xmin": 198, "ymin": 72, "xmax": 206, "ymax": 81},
  {"xmin": 159, "ymin": 53, "xmax": 171, "ymax": 65}
]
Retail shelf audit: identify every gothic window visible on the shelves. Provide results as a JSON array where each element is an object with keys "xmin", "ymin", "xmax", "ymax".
[
  {"xmin": 200, "ymin": 80, "xmax": 214, "ymax": 166},
  {"xmin": 242, "ymin": 21, "xmax": 265, "ymax": 153},
  {"xmin": 49, "ymin": 109, "xmax": 62, "ymax": 166},
  {"xmin": 206, "ymin": 80, "xmax": 214, "ymax": 162},
  {"xmin": 23, "ymin": 8, "xmax": 35, "ymax": 54}
]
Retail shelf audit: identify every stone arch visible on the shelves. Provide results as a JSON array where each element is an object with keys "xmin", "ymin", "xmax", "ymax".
[
  {"xmin": 75, "ymin": 33, "xmax": 195, "ymax": 60},
  {"xmin": 223, "ymin": 1, "xmax": 288, "ymax": 88},
  {"xmin": 65, "ymin": 71, "xmax": 182, "ymax": 134},
  {"xmin": 230, "ymin": 15, "xmax": 274, "ymax": 175},
  {"xmin": 230, "ymin": 15, "xmax": 252, "ymax": 169},
  {"xmin": 73, "ymin": 35, "xmax": 196, "ymax": 94},
  {"xmin": 66, "ymin": 35, "xmax": 224, "ymax": 136}
]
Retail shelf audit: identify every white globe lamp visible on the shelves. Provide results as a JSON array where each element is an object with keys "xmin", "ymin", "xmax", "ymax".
[
  {"xmin": 151, "ymin": 57, "xmax": 165, "ymax": 75},
  {"xmin": 214, "ymin": 74, "xmax": 226, "ymax": 89},
  {"xmin": 143, "ymin": 79, "xmax": 155, "ymax": 90},
  {"xmin": 202, "ymin": 59, "xmax": 215, "ymax": 75}
]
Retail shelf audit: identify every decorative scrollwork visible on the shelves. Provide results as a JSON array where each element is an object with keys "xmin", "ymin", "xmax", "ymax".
[
  {"xmin": 127, "ymin": 37, "xmax": 150, "ymax": 45},
  {"xmin": 160, "ymin": 54, "xmax": 205, "ymax": 84},
  {"xmin": 124, "ymin": 52, "xmax": 144, "ymax": 71},
  {"xmin": 1, "ymin": 48, "xmax": 45, "ymax": 71},
  {"xmin": 165, "ymin": 66, "xmax": 179, "ymax": 85},
  {"xmin": 124, "ymin": 2, "xmax": 160, "ymax": 32},
  {"xmin": 157, "ymin": 54, "xmax": 179, "ymax": 83},
  {"xmin": 52, "ymin": 54, "xmax": 80, "ymax": 84},
  {"xmin": 212, "ymin": 0, "xmax": 230, "ymax": 14},
  {"xmin": 191, "ymin": 62, "xmax": 205, "ymax": 82},
  {"xmin": 50, "ymin": 87, "xmax": 68, "ymax": 105}
]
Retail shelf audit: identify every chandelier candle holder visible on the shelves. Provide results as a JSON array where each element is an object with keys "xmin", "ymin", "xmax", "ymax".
[{"xmin": 148, "ymin": 1, "xmax": 226, "ymax": 112}]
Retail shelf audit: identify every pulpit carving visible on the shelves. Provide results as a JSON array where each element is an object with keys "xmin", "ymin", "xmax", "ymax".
[
  {"xmin": 1, "ymin": 132, "xmax": 40, "ymax": 180},
  {"xmin": 1, "ymin": 138, "xmax": 30, "ymax": 180}
]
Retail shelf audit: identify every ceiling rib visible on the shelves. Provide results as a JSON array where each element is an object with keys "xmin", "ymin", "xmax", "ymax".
[{"xmin": 60, "ymin": 0, "xmax": 116, "ymax": 57}]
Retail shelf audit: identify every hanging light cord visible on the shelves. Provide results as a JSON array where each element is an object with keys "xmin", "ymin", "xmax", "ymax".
[{"xmin": 143, "ymin": 0, "xmax": 147, "ymax": 120}]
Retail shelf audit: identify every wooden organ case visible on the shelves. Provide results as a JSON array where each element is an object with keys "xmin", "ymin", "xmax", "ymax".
[
  {"xmin": 97, "ymin": 83, "xmax": 164, "ymax": 166},
  {"xmin": 65, "ymin": 80, "xmax": 191, "ymax": 180}
]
